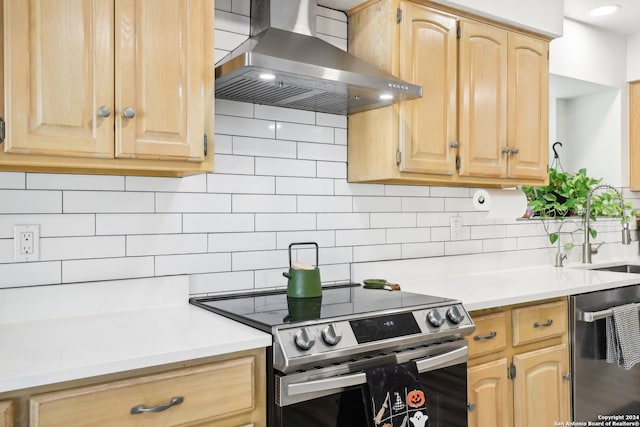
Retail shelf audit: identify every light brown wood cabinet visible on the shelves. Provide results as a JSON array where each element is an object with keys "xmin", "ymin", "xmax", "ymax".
[
  {"xmin": 0, "ymin": 0, "xmax": 214, "ymax": 177},
  {"xmin": 2, "ymin": 349, "xmax": 265, "ymax": 427},
  {"xmin": 0, "ymin": 400, "xmax": 13, "ymax": 427},
  {"xmin": 467, "ymin": 299, "xmax": 570, "ymax": 427},
  {"xmin": 629, "ymin": 81, "xmax": 640, "ymax": 190},
  {"xmin": 347, "ymin": 0, "xmax": 549, "ymax": 187}
]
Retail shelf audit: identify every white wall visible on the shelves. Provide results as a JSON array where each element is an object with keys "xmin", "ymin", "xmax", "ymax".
[
  {"xmin": 0, "ymin": 3, "xmax": 637, "ymax": 294},
  {"xmin": 627, "ymin": 33, "xmax": 640, "ymax": 81}
]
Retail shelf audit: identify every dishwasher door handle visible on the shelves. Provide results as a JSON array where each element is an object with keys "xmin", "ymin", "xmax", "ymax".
[{"xmin": 577, "ymin": 302, "xmax": 640, "ymax": 322}]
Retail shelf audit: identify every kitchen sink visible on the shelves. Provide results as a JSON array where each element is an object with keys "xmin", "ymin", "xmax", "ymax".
[{"xmin": 589, "ymin": 264, "xmax": 640, "ymax": 273}]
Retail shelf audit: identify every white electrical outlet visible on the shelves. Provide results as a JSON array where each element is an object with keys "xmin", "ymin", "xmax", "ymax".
[
  {"xmin": 14, "ymin": 224, "xmax": 40, "ymax": 262},
  {"xmin": 450, "ymin": 216, "xmax": 463, "ymax": 240}
]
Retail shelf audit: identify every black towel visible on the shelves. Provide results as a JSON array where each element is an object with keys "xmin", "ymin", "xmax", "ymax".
[{"xmin": 363, "ymin": 361, "xmax": 429, "ymax": 427}]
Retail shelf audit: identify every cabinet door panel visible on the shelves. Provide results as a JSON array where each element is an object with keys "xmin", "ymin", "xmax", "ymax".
[
  {"xmin": 4, "ymin": 0, "xmax": 114, "ymax": 157},
  {"xmin": 399, "ymin": 3, "xmax": 457, "ymax": 175},
  {"xmin": 116, "ymin": 0, "xmax": 211, "ymax": 161},
  {"xmin": 507, "ymin": 33, "xmax": 548, "ymax": 180},
  {"xmin": 513, "ymin": 344, "xmax": 570, "ymax": 427},
  {"xmin": 458, "ymin": 20, "xmax": 507, "ymax": 179},
  {"xmin": 467, "ymin": 359, "xmax": 511, "ymax": 427}
]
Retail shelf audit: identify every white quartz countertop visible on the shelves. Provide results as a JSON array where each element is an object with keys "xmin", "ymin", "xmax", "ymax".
[
  {"xmin": 353, "ymin": 255, "xmax": 640, "ymax": 311},
  {"xmin": 0, "ymin": 276, "xmax": 271, "ymax": 394}
]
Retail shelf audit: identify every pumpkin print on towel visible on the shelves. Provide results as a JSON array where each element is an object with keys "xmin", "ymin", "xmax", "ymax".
[{"xmin": 363, "ymin": 361, "xmax": 429, "ymax": 427}]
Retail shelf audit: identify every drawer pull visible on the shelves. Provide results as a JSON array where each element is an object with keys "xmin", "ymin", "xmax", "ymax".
[
  {"xmin": 130, "ymin": 396, "xmax": 184, "ymax": 415},
  {"xmin": 473, "ymin": 331, "xmax": 497, "ymax": 341},
  {"xmin": 533, "ymin": 319, "xmax": 553, "ymax": 328}
]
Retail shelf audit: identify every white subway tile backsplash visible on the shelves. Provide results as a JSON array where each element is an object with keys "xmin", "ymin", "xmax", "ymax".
[
  {"xmin": 232, "ymin": 250, "xmax": 288, "ymax": 271},
  {"xmin": 231, "ymin": 0, "xmax": 250, "ymax": 16},
  {"xmin": 298, "ymin": 142, "xmax": 346, "ymax": 161},
  {"xmin": 215, "ymin": 134, "xmax": 233, "ymax": 154},
  {"xmin": 445, "ymin": 240, "xmax": 484, "ymax": 256},
  {"xmin": 215, "ymin": 29, "xmax": 249, "ymax": 53},
  {"xmin": 277, "ymin": 123, "xmax": 334, "ymax": 144},
  {"xmin": 298, "ymin": 196, "xmax": 352, "ymax": 212},
  {"xmin": 317, "ymin": 162, "xmax": 346, "ymax": 179},
  {"xmin": 402, "ymin": 242, "xmax": 445, "ymax": 259},
  {"xmin": 336, "ymin": 229, "xmax": 386, "ymax": 246},
  {"xmin": 317, "ymin": 15, "xmax": 347, "ymax": 39},
  {"xmin": 483, "ymin": 238, "xmax": 517, "ymax": 253},
  {"xmin": 317, "ymin": 213, "xmax": 369, "ymax": 230},
  {"xmin": 216, "ymin": 99, "xmax": 254, "ymax": 118},
  {"xmin": 213, "ymin": 9, "xmax": 250, "ymax": 34},
  {"xmin": 335, "ymin": 181, "xmax": 385, "ymax": 196},
  {"xmin": 370, "ymin": 213, "xmax": 417, "ymax": 229},
  {"xmin": 255, "ymin": 213, "xmax": 316, "ymax": 231},
  {"xmin": 0, "ymin": 190, "xmax": 61, "ymax": 213},
  {"xmin": 417, "ymin": 212, "xmax": 451, "ymax": 227},
  {"xmin": 444, "ymin": 197, "xmax": 474, "ymax": 212},
  {"xmin": 214, "ymin": 154, "xmax": 256, "ymax": 175},
  {"xmin": 232, "ymin": 136, "xmax": 297, "ymax": 159},
  {"xmin": 353, "ymin": 244, "xmax": 402, "ymax": 263},
  {"xmin": 431, "ymin": 227, "xmax": 452, "ymax": 242},
  {"xmin": 471, "ymin": 225, "xmax": 507, "ymax": 240},
  {"xmin": 255, "ymin": 105, "xmax": 315, "ymax": 124},
  {"xmin": 276, "ymin": 231, "xmax": 335, "ymax": 249},
  {"xmin": 209, "ymin": 232, "xmax": 276, "ymax": 253},
  {"xmin": 318, "ymin": 263, "xmax": 351, "ymax": 282},
  {"xmin": 317, "ymin": 33, "xmax": 347, "ymax": 50},
  {"xmin": 125, "ymin": 175, "xmax": 207, "ymax": 193},
  {"xmin": 430, "ymin": 186, "xmax": 471, "ymax": 198},
  {"xmin": 353, "ymin": 196, "xmax": 401, "ymax": 212},
  {"xmin": 155, "ymin": 253, "xmax": 231, "ymax": 276},
  {"xmin": 127, "ymin": 234, "xmax": 207, "ymax": 256},
  {"xmin": 387, "ymin": 228, "xmax": 430, "ymax": 244},
  {"xmin": 276, "ymin": 177, "xmax": 334, "ymax": 195},
  {"xmin": 303, "ymin": 246, "xmax": 352, "ymax": 265},
  {"xmin": 517, "ymin": 235, "xmax": 553, "ymax": 250},
  {"xmin": 41, "ymin": 236, "xmax": 125, "ymax": 260},
  {"xmin": 254, "ymin": 267, "xmax": 290, "ymax": 289},
  {"xmin": 334, "ymin": 128, "xmax": 347, "ymax": 146},
  {"xmin": 0, "ymin": 239, "xmax": 13, "ymax": 263},
  {"xmin": 183, "ymin": 213, "xmax": 254, "ymax": 233},
  {"xmin": 256, "ymin": 158, "xmax": 316, "ymax": 177},
  {"xmin": 0, "ymin": 214, "xmax": 94, "ymax": 238},
  {"xmin": 316, "ymin": 113, "xmax": 346, "ymax": 128},
  {"xmin": 0, "ymin": 262, "xmax": 61, "ymax": 288},
  {"xmin": 209, "ymin": 174, "xmax": 275, "ymax": 195},
  {"xmin": 27, "ymin": 173, "xmax": 124, "ymax": 191},
  {"xmin": 385, "ymin": 185, "xmax": 429, "ymax": 197},
  {"xmin": 156, "ymin": 193, "xmax": 231, "ymax": 213},
  {"xmin": 63, "ymin": 257, "xmax": 154, "ymax": 283},
  {"xmin": 233, "ymin": 194, "xmax": 296, "ymax": 213},
  {"xmin": 0, "ymin": 172, "xmax": 25, "ymax": 189},
  {"xmin": 64, "ymin": 191, "xmax": 153, "ymax": 213},
  {"xmin": 215, "ymin": 0, "xmax": 231, "ymax": 12},
  {"xmin": 402, "ymin": 197, "xmax": 445, "ymax": 212},
  {"xmin": 97, "ymin": 214, "xmax": 182, "ymax": 235},
  {"xmin": 216, "ymin": 115, "xmax": 275, "ymax": 139}
]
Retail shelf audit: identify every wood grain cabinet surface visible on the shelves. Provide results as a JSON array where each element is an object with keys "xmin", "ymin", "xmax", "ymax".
[
  {"xmin": 0, "ymin": 400, "xmax": 13, "ymax": 427},
  {"xmin": 0, "ymin": 0, "xmax": 214, "ymax": 176},
  {"xmin": 467, "ymin": 299, "xmax": 570, "ymax": 427},
  {"xmin": 347, "ymin": 0, "xmax": 549, "ymax": 187}
]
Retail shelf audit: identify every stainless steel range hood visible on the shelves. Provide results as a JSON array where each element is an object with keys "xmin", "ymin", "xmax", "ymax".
[{"xmin": 215, "ymin": 0, "xmax": 422, "ymax": 115}]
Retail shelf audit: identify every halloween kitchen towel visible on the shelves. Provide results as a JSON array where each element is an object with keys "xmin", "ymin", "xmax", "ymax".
[{"xmin": 363, "ymin": 361, "xmax": 429, "ymax": 427}]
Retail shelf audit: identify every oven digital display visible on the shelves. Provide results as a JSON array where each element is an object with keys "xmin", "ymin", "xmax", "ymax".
[{"xmin": 349, "ymin": 312, "xmax": 421, "ymax": 343}]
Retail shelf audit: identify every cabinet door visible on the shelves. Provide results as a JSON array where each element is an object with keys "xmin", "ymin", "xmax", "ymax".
[
  {"xmin": 115, "ymin": 0, "xmax": 212, "ymax": 162},
  {"xmin": 512, "ymin": 344, "xmax": 570, "ymax": 427},
  {"xmin": 507, "ymin": 33, "xmax": 548, "ymax": 181},
  {"xmin": 0, "ymin": 400, "xmax": 13, "ymax": 427},
  {"xmin": 3, "ymin": 0, "xmax": 114, "ymax": 158},
  {"xmin": 629, "ymin": 81, "xmax": 640, "ymax": 190},
  {"xmin": 398, "ymin": 2, "xmax": 457, "ymax": 175},
  {"xmin": 467, "ymin": 359, "xmax": 511, "ymax": 427},
  {"xmin": 458, "ymin": 20, "xmax": 508, "ymax": 179}
]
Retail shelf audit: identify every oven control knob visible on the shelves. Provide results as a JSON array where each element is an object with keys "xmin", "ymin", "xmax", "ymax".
[
  {"xmin": 447, "ymin": 305, "xmax": 465, "ymax": 324},
  {"xmin": 321, "ymin": 324, "xmax": 342, "ymax": 346},
  {"xmin": 294, "ymin": 327, "xmax": 315, "ymax": 351},
  {"xmin": 427, "ymin": 309, "xmax": 445, "ymax": 327}
]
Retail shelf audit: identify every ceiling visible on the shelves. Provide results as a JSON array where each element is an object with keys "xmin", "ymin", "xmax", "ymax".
[{"xmin": 318, "ymin": 0, "xmax": 640, "ymax": 36}]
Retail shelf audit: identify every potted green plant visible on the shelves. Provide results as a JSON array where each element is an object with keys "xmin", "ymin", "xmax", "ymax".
[{"xmin": 522, "ymin": 167, "xmax": 636, "ymax": 249}]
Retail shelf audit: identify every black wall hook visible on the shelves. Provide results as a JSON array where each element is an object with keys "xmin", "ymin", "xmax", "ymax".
[{"xmin": 552, "ymin": 141, "xmax": 563, "ymax": 159}]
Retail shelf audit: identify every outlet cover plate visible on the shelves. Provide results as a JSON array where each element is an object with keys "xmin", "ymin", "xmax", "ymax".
[{"xmin": 14, "ymin": 224, "xmax": 40, "ymax": 262}]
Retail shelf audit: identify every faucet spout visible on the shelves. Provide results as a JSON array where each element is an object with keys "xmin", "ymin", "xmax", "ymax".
[{"xmin": 582, "ymin": 184, "xmax": 630, "ymax": 264}]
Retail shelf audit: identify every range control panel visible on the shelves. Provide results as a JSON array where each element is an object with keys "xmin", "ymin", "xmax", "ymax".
[{"xmin": 272, "ymin": 303, "xmax": 475, "ymax": 373}]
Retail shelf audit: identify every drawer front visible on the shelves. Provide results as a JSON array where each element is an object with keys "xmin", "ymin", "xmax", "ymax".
[
  {"xmin": 512, "ymin": 301, "xmax": 567, "ymax": 346},
  {"xmin": 31, "ymin": 356, "xmax": 257, "ymax": 427},
  {"xmin": 468, "ymin": 312, "xmax": 508, "ymax": 358}
]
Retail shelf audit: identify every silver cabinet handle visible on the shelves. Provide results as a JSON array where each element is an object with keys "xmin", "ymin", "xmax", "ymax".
[
  {"xmin": 533, "ymin": 319, "xmax": 553, "ymax": 328},
  {"xmin": 563, "ymin": 373, "xmax": 571, "ymax": 381},
  {"xmin": 467, "ymin": 402, "xmax": 476, "ymax": 412},
  {"xmin": 511, "ymin": 147, "xmax": 519, "ymax": 154},
  {"xmin": 502, "ymin": 147, "xmax": 510, "ymax": 154},
  {"xmin": 130, "ymin": 396, "xmax": 184, "ymax": 414},
  {"xmin": 450, "ymin": 140, "xmax": 459, "ymax": 148},
  {"xmin": 473, "ymin": 331, "xmax": 497, "ymax": 341},
  {"xmin": 123, "ymin": 107, "xmax": 136, "ymax": 119},
  {"xmin": 97, "ymin": 106, "xmax": 111, "ymax": 118}
]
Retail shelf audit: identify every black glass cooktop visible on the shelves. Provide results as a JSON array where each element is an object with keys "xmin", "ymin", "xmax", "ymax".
[{"xmin": 190, "ymin": 283, "xmax": 453, "ymax": 332}]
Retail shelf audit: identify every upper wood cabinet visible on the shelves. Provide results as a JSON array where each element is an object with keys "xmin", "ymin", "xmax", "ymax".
[
  {"xmin": 630, "ymin": 81, "xmax": 640, "ymax": 190},
  {"xmin": 347, "ymin": 0, "xmax": 549, "ymax": 187},
  {"xmin": 0, "ymin": 0, "xmax": 214, "ymax": 176}
]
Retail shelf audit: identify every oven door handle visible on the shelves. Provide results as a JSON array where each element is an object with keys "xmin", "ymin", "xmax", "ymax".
[{"xmin": 286, "ymin": 346, "xmax": 468, "ymax": 397}]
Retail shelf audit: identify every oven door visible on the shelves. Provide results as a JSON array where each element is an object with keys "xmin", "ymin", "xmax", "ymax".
[{"xmin": 272, "ymin": 341, "xmax": 468, "ymax": 427}]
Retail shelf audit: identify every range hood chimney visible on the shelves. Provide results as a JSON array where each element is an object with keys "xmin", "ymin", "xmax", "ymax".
[{"xmin": 215, "ymin": 0, "xmax": 422, "ymax": 115}]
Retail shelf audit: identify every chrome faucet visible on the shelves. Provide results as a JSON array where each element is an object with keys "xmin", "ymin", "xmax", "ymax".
[{"xmin": 582, "ymin": 184, "xmax": 631, "ymax": 263}]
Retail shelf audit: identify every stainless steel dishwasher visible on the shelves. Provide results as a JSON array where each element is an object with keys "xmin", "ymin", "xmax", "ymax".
[{"xmin": 570, "ymin": 284, "xmax": 640, "ymax": 421}]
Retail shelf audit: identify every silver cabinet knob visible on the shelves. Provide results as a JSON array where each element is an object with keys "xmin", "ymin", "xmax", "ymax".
[
  {"xmin": 450, "ymin": 140, "xmax": 459, "ymax": 148},
  {"xmin": 97, "ymin": 106, "xmax": 111, "ymax": 118},
  {"xmin": 467, "ymin": 402, "xmax": 476, "ymax": 412},
  {"xmin": 123, "ymin": 107, "xmax": 136, "ymax": 119},
  {"xmin": 502, "ymin": 146, "xmax": 511, "ymax": 154},
  {"xmin": 511, "ymin": 147, "xmax": 519, "ymax": 154}
]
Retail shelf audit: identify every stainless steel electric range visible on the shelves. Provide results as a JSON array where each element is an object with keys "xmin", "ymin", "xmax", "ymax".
[{"xmin": 190, "ymin": 283, "xmax": 475, "ymax": 427}]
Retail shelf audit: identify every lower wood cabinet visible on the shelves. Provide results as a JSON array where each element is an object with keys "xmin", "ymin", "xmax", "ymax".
[
  {"xmin": 468, "ymin": 299, "xmax": 570, "ymax": 427},
  {"xmin": 3, "ymin": 348, "xmax": 265, "ymax": 427},
  {"xmin": 0, "ymin": 400, "xmax": 13, "ymax": 427}
]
